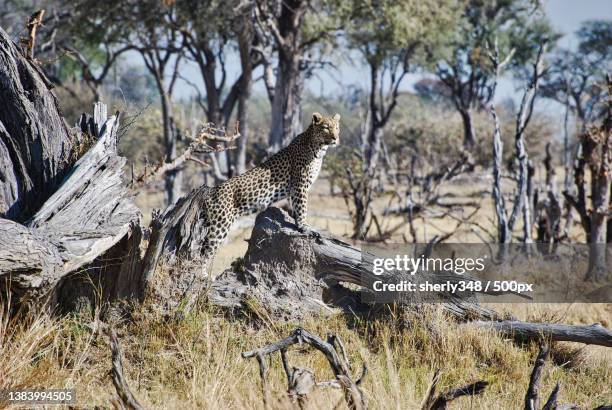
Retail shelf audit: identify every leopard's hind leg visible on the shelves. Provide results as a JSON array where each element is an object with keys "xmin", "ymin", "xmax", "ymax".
[{"xmin": 199, "ymin": 200, "xmax": 237, "ymax": 278}]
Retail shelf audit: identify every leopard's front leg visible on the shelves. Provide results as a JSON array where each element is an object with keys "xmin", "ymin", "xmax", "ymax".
[{"xmin": 290, "ymin": 180, "xmax": 320, "ymax": 238}]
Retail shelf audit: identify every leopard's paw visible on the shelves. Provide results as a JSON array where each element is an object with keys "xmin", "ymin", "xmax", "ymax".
[{"xmin": 297, "ymin": 224, "xmax": 322, "ymax": 239}]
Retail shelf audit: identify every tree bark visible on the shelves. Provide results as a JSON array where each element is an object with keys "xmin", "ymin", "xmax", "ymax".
[
  {"xmin": 470, "ymin": 321, "xmax": 612, "ymax": 348},
  {"xmin": 139, "ymin": 185, "xmax": 215, "ymax": 307},
  {"xmin": 269, "ymin": 51, "xmax": 303, "ymax": 152},
  {"xmin": 234, "ymin": 18, "xmax": 253, "ymax": 175},
  {"xmin": 459, "ymin": 108, "xmax": 476, "ymax": 150},
  {"xmin": 1, "ymin": 104, "xmax": 142, "ymax": 310},
  {"xmin": 208, "ymin": 207, "xmax": 500, "ymax": 322},
  {"xmin": 265, "ymin": 0, "xmax": 307, "ymax": 152},
  {"xmin": 0, "ymin": 27, "xmax": 75, "ymax": 222},
  {"xmin": 157, "ymin": 78, "xmax": 182, "ymax": 205}
]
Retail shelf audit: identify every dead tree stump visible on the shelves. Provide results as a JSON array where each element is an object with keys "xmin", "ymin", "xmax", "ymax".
[{"xmin": 209, "ymin": 207, "xmax": 500, "ymax": 321}]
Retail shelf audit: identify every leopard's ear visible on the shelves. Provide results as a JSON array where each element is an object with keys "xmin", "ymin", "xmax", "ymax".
[
  {"xmin": 312, "ymin": 112, "xmax": 322, "ymax": 125},
  {"xmin": 333, "ymin": 113, "xmax": 341, "ymax": 122}
]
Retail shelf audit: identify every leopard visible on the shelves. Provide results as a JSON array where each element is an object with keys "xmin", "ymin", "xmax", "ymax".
[{"xmin": 198, "ymin": 112, "xmax": 341, "ymax": 272}]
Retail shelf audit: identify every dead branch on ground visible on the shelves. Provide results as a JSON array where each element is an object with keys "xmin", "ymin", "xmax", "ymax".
[
  {"xmin": 420, "ymin": 369, "xmax": 488, "ymax": 410},
  {"xmin": 468, "ymin": 321, "xmax": 612, "ymax": 348},
  {"xmin": 242, "ymin": 328, "xmax": 367, "ymax": 410},
  {"xmin": 523, "ymin": 341, "xmax": 579, "ymax": 410},
  {"xmin": 109, "ymin": 330, "xmax": 143, "ymax": 410},
  {"xmin": 525, "ymin": 341, "xmax": 549, "ymax": 410}
]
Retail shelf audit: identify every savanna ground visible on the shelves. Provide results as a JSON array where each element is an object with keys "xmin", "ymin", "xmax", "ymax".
[{"xmin": 2, "ymin": 172, "xmax": 610, "ymax": 409}]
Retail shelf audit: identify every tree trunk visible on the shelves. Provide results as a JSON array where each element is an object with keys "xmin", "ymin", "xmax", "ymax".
[
  {"xmin": 0, "ymin": 18, "xmax": 143, "ymax": 313},
  {"xmin": 491, "ymin": 109, "xmax": 509, "ymax": 244},
  {"xmin": 364, "ymin": 64, "xmax": 383, "ymax": 175},
  {"xmin": 266, "ymin": 0, "xmax": 306, "ymax": 152},
  {"xmin": 269, "ymin": 52, "xmax": 303, "ymax": 152},
  {"xmin": 235, "ymin": 24, "xmax": 253, "ymax": 175},
  {"xmin": 0, "ymin": 27, "xmax": 75, "ymax": 222},
  {"xmin": 159, "ymin": 85, "xmax": 182, "ymax": 205},
  {"xmin": 585, "ymin": 134, "xmax": 610, "ymax": 281},
  {"xmin": 209, "ymin": 207, "xmax": 501, "ymax": 322},
  {"xmin": 235, "ymin": 91, "xmax": 249, "ymax": 175},
  {"xmin": 459, "ymin": 108, "xmax": 476, "ymax": 150},
  {"xmin": 1, "ymin": 103, "xmax": 143, "ymax": 311},
  {"xmin": 139, "ymin": 185, "xmax": 215, "ymax": 308}
]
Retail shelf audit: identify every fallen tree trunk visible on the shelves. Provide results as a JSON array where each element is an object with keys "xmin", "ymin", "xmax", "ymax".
[
  {"xmin": 209, "ymin": 206, "xmax": 500, "ymax": 321},
  {"xmin": 0, "ymin": 27, "xmax": 142, "ymax": 311},
  {"xmin": 469, "ymin": 321, "xmax": 612, "ymax": 348},
  {"xmin": 0, "ymin": 105, "xmax": 142, "ymax": 310}
]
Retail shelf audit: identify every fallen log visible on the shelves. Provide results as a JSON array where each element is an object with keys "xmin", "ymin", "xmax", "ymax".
[
  {"xmin": 0, "ymin": 104, "xmax": 142, "ymax": 310},
  {"xmin": 469, "ymin": 321, "xmax": 612, "ymax": 348},
  {"xmin": 209, "ymin": 206, "xmax": 500, "ymax": 321}
]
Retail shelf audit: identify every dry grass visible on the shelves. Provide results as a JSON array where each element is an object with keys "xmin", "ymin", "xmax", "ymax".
[{"xmin": 1, "ymin": 301, "xmax": 610, "ymax": 409}]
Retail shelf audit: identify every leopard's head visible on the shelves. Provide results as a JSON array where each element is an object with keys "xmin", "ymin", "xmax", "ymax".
[{"xmin": 309, "ymin": 112, "xmax": 340, "ymax": 147}]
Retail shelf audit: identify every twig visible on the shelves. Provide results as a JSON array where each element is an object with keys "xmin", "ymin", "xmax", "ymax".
[
  {"xmin": 109, "ymin": 330, "xmax": 143, "ymax": 410},
  {"xmin": 525, "ymin": 341, "xmax": 549, "ymax": 410},
  {"xmin": 24, "ymin": 10, "xmax": 45, "ymax": 59},
  {"xmin": 130, "ymin": 122, "xmax": 239, "ymax": 191},
  {"xmin": 243, "ymin": 328, "xmax": 367, "ymax": 410}
]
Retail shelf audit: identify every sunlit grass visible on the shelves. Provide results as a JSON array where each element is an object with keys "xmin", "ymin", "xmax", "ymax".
[{"xmin": 1, "ymin": 299, "xmax": 610, "ymax": 409}]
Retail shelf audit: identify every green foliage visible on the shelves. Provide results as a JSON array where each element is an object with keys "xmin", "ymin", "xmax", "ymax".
[
  {"xmin": 431, "ymin": 0, "xmax": 557, "ymax": 108},
  {"xmin": 343, "ymin": 0, "xmax": 460, "ymax": 67},
  {"xmin": 175, "ymin": 0, "xmax": 237, "ymax": 40},
  {"xmin": 540, "ymin": 20, "xmax": 611, "ymax": 124},
  {"xmin": 576, "ymin": 19, "xmax": 612, "ymax": 61}
]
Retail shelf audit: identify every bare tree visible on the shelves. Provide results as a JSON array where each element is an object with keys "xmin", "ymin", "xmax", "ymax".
[
  {"xmin": 488, "ymin": 40, "xmax": 546, "ymax": 246},
  {"xmin": 563, "ymin": 76, "xmax": 611, "ymax": 281}
]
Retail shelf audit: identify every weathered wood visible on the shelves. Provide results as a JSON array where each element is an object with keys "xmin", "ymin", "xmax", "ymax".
[
  {"xmin": 136, "ymin": 125, "xmax": 241, "ymax": 308},
  {"xmin": 470, "ymin": 321, "xmax": 612, "ymax": 348},
  {"xmin": 542, "ymin": 383, "xmax": 560, "ymax": 410},
  {"xmin": 0, "ymin": 26, "xmax": 76, "ymax": 222},
  {"xmin": 209, "ymin": 206, "xmax": 500, "ymax": 321},
  {"xmin": 525, "ymin": 341, "xmax": 549, "ymax": 410},
  {"xmin": 139, "ymin": 185, "xmax": 215, "ymax": 307},
  {"xmin": 0, "ymin": 105, "xmax": 142, "ymax": 309},
  {"xmin": 110, "ymin": 329, "xmax": 144, "ymax": 410},
  {"xmin": 243, "ymin": 327, "xmax": 367, "ymax": 410}
]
